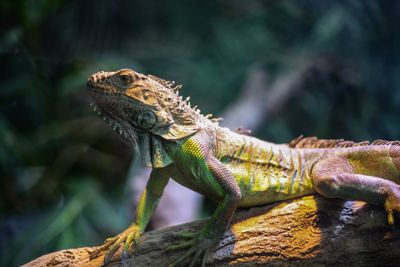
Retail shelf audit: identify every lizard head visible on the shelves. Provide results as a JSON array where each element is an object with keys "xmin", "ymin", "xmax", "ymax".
[{"xmin": 87, "ymin": 69, "xmax": 206, "ymax": 166}]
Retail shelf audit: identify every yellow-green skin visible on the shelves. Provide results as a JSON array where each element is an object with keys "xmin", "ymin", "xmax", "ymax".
[
  {"xmin": 87, "ymin": 69, "xmax": 400, "ymax": 266},
  {"xmin": 173, "ymin": 128, "xmax": 316, "ymax": 206}
]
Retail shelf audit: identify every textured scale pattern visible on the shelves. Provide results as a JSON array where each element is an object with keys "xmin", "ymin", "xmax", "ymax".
[{"xmin": 182, "ymin": 138, "xmax": 206, "ymax": 160}]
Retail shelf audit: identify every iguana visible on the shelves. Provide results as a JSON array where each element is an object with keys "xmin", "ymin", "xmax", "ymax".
[{"xmin": 87, "ymin": 68, "xmax": 400, "ymax": 266}]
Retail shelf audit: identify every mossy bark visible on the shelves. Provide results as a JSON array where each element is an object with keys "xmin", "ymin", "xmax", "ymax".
[{"xmin": 23, "ymin": 195, "xmax": 400, "ymax": 267}]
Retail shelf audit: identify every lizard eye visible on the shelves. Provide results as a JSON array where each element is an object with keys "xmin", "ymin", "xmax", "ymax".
[
  {"xmin": 137, "ymin": 110, "xmax": 157, "ymax": 130},
  {"xmin": 120, "ymin": 74, "xmax": 133, "ymax": 85}
]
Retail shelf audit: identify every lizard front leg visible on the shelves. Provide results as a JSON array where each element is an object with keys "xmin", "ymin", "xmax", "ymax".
[
  {"xmin": 92, "ymin": 167, "xmax": 170, "ymax": 265},
  {"xmin": 169, "ymin": 155, "xmax": 241, "ymax": 267}
]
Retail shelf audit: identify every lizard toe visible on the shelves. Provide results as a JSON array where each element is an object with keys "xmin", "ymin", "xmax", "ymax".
[
  {"xmin": 169, "ymin": 236, "xmax": 214, "ymax": 267},
  {"xmin": 384, "ymin": 185, "xmax": 400, "ymax": 225}
]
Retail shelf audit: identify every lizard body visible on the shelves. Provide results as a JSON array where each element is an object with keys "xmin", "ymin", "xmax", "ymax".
[
  {"xmin": 87, "ymin": 69, "xmax": 400, "ymax": 266},
  {"xmin": 175, "ymin": 127, "xmax": 317, "ymax": 207}
]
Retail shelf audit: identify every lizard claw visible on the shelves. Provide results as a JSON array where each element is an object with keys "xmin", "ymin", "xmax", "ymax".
[
  {"xmin": 384, "ymin": 185, "xmax": 400, "ymax": 225},
  {"xmin": 90, "ymin": 236, "xmax": 117, "ymax": 260},
  {"xmin": 169, "ymin": 231, "xmax": 197, "ymax": 240},
  {"xmin": 168, "ymin": 235, "xmax": 214, "ymax": 267},
  {"xmin": 166, "ymin": 240, "xmax": 194, "ymax": 252},
  {"xmin": 91, "ymin": 225, "xmax": 141, "ymax": 265},
  {"xmin": 387, "ymin": 209, "xmax": 395, "ymax": 225}
]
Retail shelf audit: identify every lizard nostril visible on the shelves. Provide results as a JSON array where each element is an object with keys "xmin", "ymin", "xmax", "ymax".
[{"xmin": 88, "ymin": 75, "xmax": 97, "ymax": 84}]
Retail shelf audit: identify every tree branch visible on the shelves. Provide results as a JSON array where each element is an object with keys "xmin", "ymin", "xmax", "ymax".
[{"xmin": 23, "ymin": 195, "xmax": 400, "ymax": 267}]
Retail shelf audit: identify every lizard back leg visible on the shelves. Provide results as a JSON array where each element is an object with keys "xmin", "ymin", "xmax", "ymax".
[{"xmin": 311, "ymin": 156, "xmax": 400, "ymax": 224}]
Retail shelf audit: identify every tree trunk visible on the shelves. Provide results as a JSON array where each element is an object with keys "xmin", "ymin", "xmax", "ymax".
[{"xmin": 23, "ymin": 195, "xmax": 400, "ymax": 267}]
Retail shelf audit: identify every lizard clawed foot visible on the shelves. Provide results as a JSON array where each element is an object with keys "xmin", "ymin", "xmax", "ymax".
[
  {"xmin": 91, "ymin": 224, "xmax": 141, "ymax": 265},
  {"xmin": 169, "ymin": 230, "xmax": 197, "ymax": 240},
  {"xmin": 167, "ymin": 234, "xmax": 215, "ymax": 267},
  {"xmin": 384, "ymin": 185, "xmax": 400, "ymax": 225}
]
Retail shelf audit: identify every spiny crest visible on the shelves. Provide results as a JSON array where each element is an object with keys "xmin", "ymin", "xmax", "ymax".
[
  {"xmin": 235, "ymin": 127, "xmax": 252, "ymax": 135},
  {"xmin": 148, "ymin": 74, "xmax": 182, "ymax": 93},
  {"xmin": 148, "ymin": 74, "xmax": 223, "ymax": 125},
  {"xmin": 289, "ymin": 135, "xmax": 400, "ymax": 149},
  {"xmin": 204, "ymin": 114, "xmax": 223, "ymax": 124}
]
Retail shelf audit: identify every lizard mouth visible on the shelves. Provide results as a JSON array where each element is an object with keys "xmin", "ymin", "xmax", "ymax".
[{"xmin": 87, "ymin": 72, "xmax": 138, "ymax": 145}]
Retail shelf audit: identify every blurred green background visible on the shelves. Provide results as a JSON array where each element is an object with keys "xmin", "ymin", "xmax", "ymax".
[{"xmin": 1, "ymin": 0, "xmax": 400, "ymax": 266}]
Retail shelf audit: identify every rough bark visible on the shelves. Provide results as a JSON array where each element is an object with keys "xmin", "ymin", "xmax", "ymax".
[{"xmin": 23, "ymin": 195, "xmax": 400, "ymax": 267}]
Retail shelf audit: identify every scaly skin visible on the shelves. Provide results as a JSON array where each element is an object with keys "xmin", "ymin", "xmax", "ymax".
[{"xmin": 87, "ymin": 69, "xmax": 400, "ymax": 266}]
